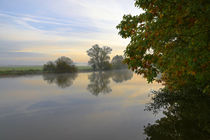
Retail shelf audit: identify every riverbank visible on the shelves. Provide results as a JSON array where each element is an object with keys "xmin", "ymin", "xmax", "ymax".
[{"xmin": 0, "ymin": 66, "xmax": 92, "ymax": 76}]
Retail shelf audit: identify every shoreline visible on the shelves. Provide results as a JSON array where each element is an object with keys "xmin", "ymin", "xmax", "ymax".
[
  {"xmin": 0, "ymin": 66, "xmax": 130, "ymax": 77},
  {"xmin": 0, "ymin": 66, "xmax": 92, "ymax": 77}
]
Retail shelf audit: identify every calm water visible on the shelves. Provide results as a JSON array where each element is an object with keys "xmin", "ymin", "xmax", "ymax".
[{"xmin": 0, "ymin": 70, "xmax": 162, "ymax": 140}]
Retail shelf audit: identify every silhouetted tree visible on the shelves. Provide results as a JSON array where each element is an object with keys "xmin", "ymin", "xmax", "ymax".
[
  {"xmin": 87, "ymin": 44, "xmax": 112, "ymax": 71},
  {"xmin": 111, "ymin": 55, "xmax": 128, "ymax": 69},
  {"xmin": 43, "ymin": 61, "xmax": 56, "ymax": 73},
  {"xmin": 43, "ymin": 56, "xmax": 77, "ymax": 73},
  {"xmin": 55, "ymin": 56, "xmax": 77, "ymax": 73}
]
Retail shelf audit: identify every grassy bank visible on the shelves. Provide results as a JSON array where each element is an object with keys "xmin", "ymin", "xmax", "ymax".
[
  {"xmin": 0, "ymin": 66, "xmax": 43, "ymax": 76},
  {"xmin": 0, "ymin": 65, "xmax": 92, "ymax": 76}
]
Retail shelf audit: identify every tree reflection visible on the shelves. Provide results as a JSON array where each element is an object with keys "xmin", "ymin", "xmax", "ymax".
[
  {"xmin": 43, "ymin": 73, "xmax": 77, "ymax": 88},
  {"xmin": 111, "ymin": 70, "xmax": 133, "ymax": 83},
  {"xmin": 87, "ymin": 70, "xmax": 133, "ymax": 96},
  {"xmin": 87, "ymin": 72, "xmax": 112, "ymax": 96},
  {"xmin": 144, "ymin": 88, "xmax": 210, "ymax": 140}
]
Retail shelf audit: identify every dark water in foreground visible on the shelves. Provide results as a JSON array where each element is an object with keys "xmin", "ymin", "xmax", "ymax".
[{"xmin": 0, "ymin": 70, "xmax": 163, "ymax": 140}]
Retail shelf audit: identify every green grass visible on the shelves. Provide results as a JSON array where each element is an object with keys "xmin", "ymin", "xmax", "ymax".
[
  {"xmin": 0, "ymin": 66, "xmax": 43, "ymax": 71},
  {"xmin": 0, "ymin": 66, "xmax": 43, "ymax": 76},
  {"xmin": 0, "ymin": 65, "xmax": 92, "ymax": 76}
]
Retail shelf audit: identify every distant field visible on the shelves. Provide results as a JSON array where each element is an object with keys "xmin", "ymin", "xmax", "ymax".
[
  {"xmin": 0, "ymin": 65, "xmax": 92, "ymax": 76},
  {"xmin": 0, "ymin": 66, "xmax": 43, "ymax": 71},
  {"xmin": 0, "ymin": 66, "xmax": 43, "ymax": 76}
]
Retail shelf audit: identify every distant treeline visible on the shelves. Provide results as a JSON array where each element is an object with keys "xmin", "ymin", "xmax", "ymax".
[
  {"xmin": 43, "ymin": 44, "xmax": 128, "ymax": 73},
  {"xmin": 0, "ymin": 44, "xmax": 129, "ymax": 76},
  {"xmin": 87, "ymin": 44, "xmax": 128, "ymax": 71}
]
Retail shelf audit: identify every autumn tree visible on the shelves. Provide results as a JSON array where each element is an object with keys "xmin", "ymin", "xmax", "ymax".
[
  {"xmin": 87, "ymin": 44, "xmax": 112, "ymax": 71},
  {"xmin": 117, "ymin": 0, "xmax": 210, "ymax": 93}
]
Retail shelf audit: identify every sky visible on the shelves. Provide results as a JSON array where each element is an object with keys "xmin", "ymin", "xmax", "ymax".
[{"xmin": 0, "ymin": 0, "xmax": 143, "ymax": 65}]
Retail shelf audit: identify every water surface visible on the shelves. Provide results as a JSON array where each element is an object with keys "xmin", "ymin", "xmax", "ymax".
[{"xmin": 0, "ymin": 70, "xmax": 162, "ymax": 140}]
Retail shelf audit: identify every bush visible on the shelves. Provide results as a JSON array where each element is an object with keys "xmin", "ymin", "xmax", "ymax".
[
  {"xmin": 43, "ymin": 61, "xmax": 56, "ymax": 73},
  {"xmin": 43, "ymin": 56, "xmax": 77, "ymax": 73}
]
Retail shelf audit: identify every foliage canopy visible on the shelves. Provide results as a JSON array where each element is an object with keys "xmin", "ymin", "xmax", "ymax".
[{"xmin": 117, "ymin": 0, "xmax": 210, "ymax": 92}]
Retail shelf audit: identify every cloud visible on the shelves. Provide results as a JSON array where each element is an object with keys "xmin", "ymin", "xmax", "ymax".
[{"xmin": 0, "ymin": 0, "xmax": 143, "ymax": 65}]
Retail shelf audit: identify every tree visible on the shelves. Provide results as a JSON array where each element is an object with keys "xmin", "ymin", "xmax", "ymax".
[
  {"xmin": 117, "ymin": 0, "xmax": 210, "ymax": 92},
  {"xmin": 87, "ymin": 44, "xmax": 112, "ymax": 71},
  {"xmin": 55, "ymin": 56, "xmax": 77, "ymax": 73},
  {"xmin": 111, "ymin": 55, "xmax": 128, "ymax": 69},
  {"xmin": 43, "ymin": 56, "xmax": 77, "ymax": 73},
  {"xmin": 43, "ymin": 61, "xmax": 56, "ymax": 73}
]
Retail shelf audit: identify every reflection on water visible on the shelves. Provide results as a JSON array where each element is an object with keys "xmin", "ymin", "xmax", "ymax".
[
  {"xmin": 87, "ymin": 70, "xmax": 133, "ymax": 96},
  {"xmin": 144, "ymin": 88, "xmax": 210, "ymax": 140},
  {"xmin": 0, "ymin": 70, "xmax": 162, "ymax": 140},
  {"xmin": 2, "ymin": 71, "xmax": 208, "ymax": 139},
  {"xmin": 43, "ymin": 73, "xmax": 78, "ymax": 88},
  {"xmin": 42, "ymin": 70, "xmax": 133, "ymax": 95},
  {"xmin": 87, "ymin": 72, "xmax": 112, "ymax": 96},
  {"xmin": 111, "ymin": 70, "xmax": 133, "ymax": 83}
]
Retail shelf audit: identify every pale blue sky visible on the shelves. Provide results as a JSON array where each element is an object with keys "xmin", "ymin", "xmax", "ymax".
[{"xmin": 0, "ymin": 0, "xmax": 142, "ymax": 65}]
